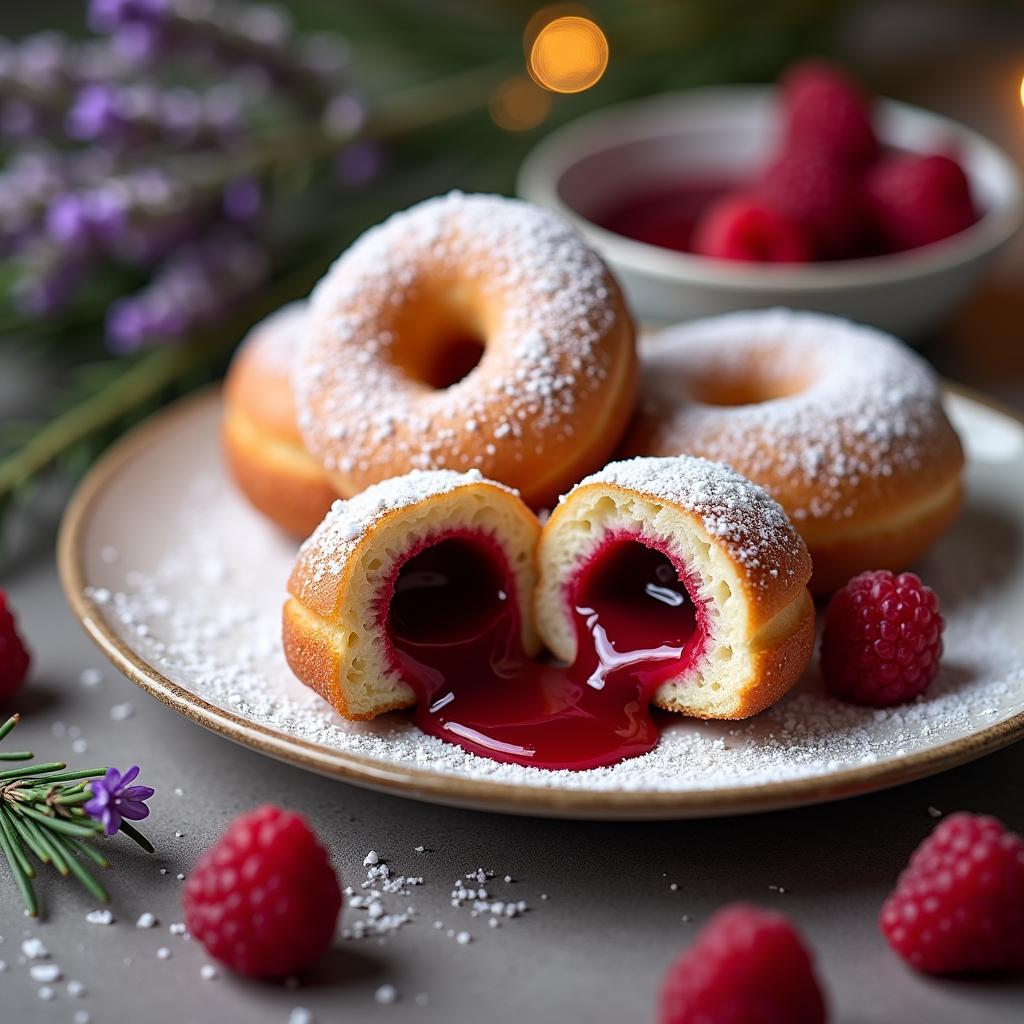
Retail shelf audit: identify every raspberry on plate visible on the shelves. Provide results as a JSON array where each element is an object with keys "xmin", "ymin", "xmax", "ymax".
[
  {"xmin": 781, "ymin": 59, "xmax": 879, "ymax": 167},
  {"xmin": 821, "ymin": 570, "xmax": 943, "ymax": 707},
  {"xmin": 755, "ymin": 149, "xmax": 863, "ymax": 259},
  {"xmin": 659, "ymin": 903, "xmax": 827, "ymax": 1024},
  {"xmin": 183, "ymin": 804, "xmax": 342, "ymax": 978},
  {"xmin": 864, "ymin": 152, "xmax": 977, "ymax": 252},
  {"xmin": 0, "ymin": 589, "xmax": 31, "ymax": 703},
  {"xmin": 692, "ymin": 194, "xmax": 813, "ymax": 263},
  {"xmin": 880, "ymin": 813, "xmax": 1024, "ymax": 974}
]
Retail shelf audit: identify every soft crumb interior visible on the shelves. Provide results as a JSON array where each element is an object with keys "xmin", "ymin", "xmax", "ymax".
[
  {"xmin": 330, "ymin": 489, "xmax": 538, "ymax": 718},
  {"xmin": 535, "ymin": 488, "xmax": 757, "ymax": 718}
]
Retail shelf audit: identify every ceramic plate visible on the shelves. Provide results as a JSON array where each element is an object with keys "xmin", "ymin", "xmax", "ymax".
[{"xmin": 58, "ymin": 388, "xmax": 1024, "ymax": 819}]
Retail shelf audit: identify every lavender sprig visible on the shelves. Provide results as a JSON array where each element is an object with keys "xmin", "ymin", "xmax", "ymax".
[
  {"xmin": 0, "ymin": 714, "xmax": 154, "ymax": 916},
  {"xmin": 1, "ymin": 2, "xmax": 363, "ymax": 352}
]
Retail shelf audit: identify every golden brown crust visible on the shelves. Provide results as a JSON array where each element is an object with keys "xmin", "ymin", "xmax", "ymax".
[
  {"xmin": 624, "ymin": 312, "xmax": 965, "ymax": 592},
  {"xmin": 656, "ymin": 589, "xmax": 817, "ymax": 720},
  {"xmin": 222, "ymin": 307, "xmax": 338, "ymax": 538},
  {"xmin": 294, "ymin": 193, "xmax": 639, "ymax": 510},
  {"xmin": 282, "ymin": 598, "xmax": 414, "ymax": 720}
]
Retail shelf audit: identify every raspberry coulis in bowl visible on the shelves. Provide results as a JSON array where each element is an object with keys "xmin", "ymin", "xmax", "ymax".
[{"xmin": 386, "ymin": 531, "xmax": 707, "ymax": 770}]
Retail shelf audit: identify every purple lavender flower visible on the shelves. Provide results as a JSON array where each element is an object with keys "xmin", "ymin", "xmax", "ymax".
[{"xmin": 85, "ymin": 765, "xmax": 154, "ymax": 837}]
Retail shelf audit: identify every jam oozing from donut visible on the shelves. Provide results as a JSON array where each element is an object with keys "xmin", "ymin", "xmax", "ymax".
[{"xmin": 386, "ymin": 533, "xmax": 705, "ymax": 770}]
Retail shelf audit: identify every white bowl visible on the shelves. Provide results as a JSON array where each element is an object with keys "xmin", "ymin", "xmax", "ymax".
[{"xmin": 517, "ymin": 87, "xmax": 1023, "ymax": 338}]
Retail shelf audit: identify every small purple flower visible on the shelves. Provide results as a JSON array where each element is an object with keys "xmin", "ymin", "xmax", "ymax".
[{"xmin": 85, "ymin": 765, "xmax": 154, "ymax": 837}]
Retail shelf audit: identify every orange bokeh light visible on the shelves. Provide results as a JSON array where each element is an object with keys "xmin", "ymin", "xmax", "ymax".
[
  {"xmin": 490, "ymin": 76, "xmax": 553, "ymax": 131},
  {"xmin": 528, "ymin": 15, "xmax": 609, "ymax": 94}
]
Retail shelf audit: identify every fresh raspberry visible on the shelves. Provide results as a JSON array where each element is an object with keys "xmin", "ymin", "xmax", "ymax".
[
  {"xmin": 880, "ymin": 813, "xmax": 1024, "ymax": 974},
  {"xmin": 864, "ymin": 153, "xmax": 977, "ymax": 252},
  {"xmin": 183, "ymin": 804, "xmax": 341, "ymax": 978},
  {"xmin": 691, "ymin": 194, "xmax": 813, "ymax": 263},
  {"xmin": 0, "ymin": 590, "xmax": 31, "ymax": 703},
  {"xmin": 821, "ymin": 570, "xmax": 943, "ymax": 707},
  {"xmin": 755, "ymin": 148, "xmax": 863, "ymax": 258},
  {"xmin": 781, "ymin": 59, "xmax": 879, "ymax": 167},
  {"xmin": 659, "ymin": 904, "xmax": 827, "ymax": 1024}
]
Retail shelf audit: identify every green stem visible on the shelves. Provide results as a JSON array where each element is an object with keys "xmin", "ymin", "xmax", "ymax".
[
  {"xmin": 0, "ymin": 761, "xmax": 66, "ymax": 781},
  {"xmin": 46, "ymin": 832, "xmax": 109, "ymax": 904},
  {"xmin": 29, "ymin": 768, "xmax": 107, "ymax": 785},
  {"xmin": 69, "ymin": 838, "xmax": 110, "ymax": 870},
  {"xmin": 0, "ymin": 715, "xmax": 21, "ymax": 743},
  {"xmin": 0, "ymin": 751, "xmax": 34, "ymax": 761},
  {"xmin": 0, "ymin": 808, "xmax": 33, "ymax": 879},
  {"xmin": 0, "ymin": 817, "xmax": 37, "ymax": 915},
  {"xmin": 118, "ymin": 820, "xmax": 155, "ymax": 854},
  {"xmin": 5, "ymin": 807, "xmax": 51, "ymax": 865},
  {"xmin": 17, "ymin": 804, "xmax": 101, "ymax": 838}
]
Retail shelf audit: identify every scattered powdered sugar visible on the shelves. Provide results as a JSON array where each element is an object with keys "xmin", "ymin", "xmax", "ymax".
[
  {"xmin": 574, "ymin": 455, "xmax": 806, "ymax": 576},
  {"xmin": 79, "ymin": 399, "xmax": 1024, "ymax": 797},
  {"xmin": 341, "ymin": 852, "xmax": 423, "ymax": 941},
  {"xmin": 631, "ymin": 309, "xmax": 960, "ymax": 524},
  {"xmin": 294, "ymin": 191, "xmax": 624, "ymax": 486}
]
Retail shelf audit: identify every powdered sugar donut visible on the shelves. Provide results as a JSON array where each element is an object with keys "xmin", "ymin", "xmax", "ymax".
[
  {"xmin": 293, "ymin": 192, "xmax": 637, "ymax": 509},
  {"xmin": 623, "ymin": 310, "xmax": 964, "ymax": 593},
  {"xmin": 536, "ymin": 456, "xmax": 815, "ymax": 720},
  {"xmin": 222, "ymin": 302, "xmax": 338, "ymax": 537}
]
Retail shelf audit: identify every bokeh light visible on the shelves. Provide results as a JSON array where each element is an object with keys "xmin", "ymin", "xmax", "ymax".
[
  {"xmin": 490, "ymin": 76, "xmax": 553, "ymax": 131},
  {"xmin": 528, "ymin": 15, "xmax": 609, "ymax": 94},
  {"xmin": 1019, "ymin": 72, "xmax": 1024, "ymax": 110}
]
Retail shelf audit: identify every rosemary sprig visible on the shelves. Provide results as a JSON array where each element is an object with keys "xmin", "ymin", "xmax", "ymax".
[{"xmin": 0, "ymin": 714, "xmax": 155, "ymax": 916}]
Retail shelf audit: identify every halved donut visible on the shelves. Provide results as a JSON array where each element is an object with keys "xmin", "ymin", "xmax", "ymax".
[
  {"xmin": 536, "ymin": 456, "xmax": 816, "ymax": 720},
  {"xmin": 293, "ymin": 191, "xmax": 637, "ymax": 509},
  {"xmin": 284, "ymin": 458, "xmax": 815, "ymax": 766},
  {"xmin": 624, "ymin": 310, "xmax": 964, "ymax": 593},
  {"xmin": 222, "ymin": 302, "xmax": 338, "ymax": 537},
  {"xmin": 283, "ymin": 470, "xmax": 540, "ymax": 720}
]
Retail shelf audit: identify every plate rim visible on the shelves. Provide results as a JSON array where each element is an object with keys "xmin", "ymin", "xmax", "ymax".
[{"xmin": 57, "ymin": 384, "xmax": 1024, "ymax": 819}]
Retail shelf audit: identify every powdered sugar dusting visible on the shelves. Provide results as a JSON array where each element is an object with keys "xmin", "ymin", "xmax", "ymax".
[
  {"xmin": 290, "ymin": 469, "xmax": 517, "ymax": 602},
  {"xmin": 294, "ymin": 191, "xmax": 623, "ymax": 485},
  {"xmin": 78, "ymin": 393, "xmax": 1024, "ymax": 798},
  {"xmin": 574, "ymin": 455, "xmax": 806, "ymax": 575},
  {"xmin": 631, "ymin": 309, "xmax": 961, "ymax": 523}
]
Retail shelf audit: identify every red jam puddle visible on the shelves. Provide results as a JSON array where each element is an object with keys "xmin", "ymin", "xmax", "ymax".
[{"xmin": 386, "ymin": 531, "xmax": 707, "ymax": 770}]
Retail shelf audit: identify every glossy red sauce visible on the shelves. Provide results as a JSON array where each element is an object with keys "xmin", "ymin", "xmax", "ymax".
[
  {"xmin": 594, "ymin": 178, "xmax": 741, "ymax": 253},
  {"xmin": 386, "ymin": 531, "xmax": 706, "ymax": 770}
]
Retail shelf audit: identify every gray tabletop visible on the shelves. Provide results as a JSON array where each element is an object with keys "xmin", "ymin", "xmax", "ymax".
[{"xmin": 1, "ymin": 520, "xmax": 1023, "ymax": 1024}]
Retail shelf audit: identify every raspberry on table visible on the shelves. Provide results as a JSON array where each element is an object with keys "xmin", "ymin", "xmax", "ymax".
[
  {"xmin": 864, "ymin": 152, "xmax": 977, "ymax": 252},
  {"xmin": 880, "ymin": 813, "xmax": 1024, "ymax": 974},
  {"xmin": 659, "ymin": 903, "xmax": 827, "ymax": 1024},
  {"xmin": 0, "ymin": 589, "xmax": 31, "ymax": 703},
  {"xmin": 755, "ymin": 148, "xmax": 864, "ymax": 259},
  {"xmin": 781, "ymin": 59, "xmax": 879, "ymax": 167},
  {"xmin": 183, "ymin": 804, "xmax": 342, "ymax": 979},
  {"xmin": 821, "ymin": 570, "xmax": 943, "ymax": 707},
  {"xmin": 692, "ymin": 194, "xmax": 813, "ymax": 263}
]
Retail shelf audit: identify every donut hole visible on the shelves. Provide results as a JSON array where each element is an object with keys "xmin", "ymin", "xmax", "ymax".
[
  {"xmin": 421, "ymin": 334, "xmax": 485, "ymax": 389},
  {"xmin": 690, "ymin": 373, "xmax": 807, "ymax": 407},
  {"xmin": 387, "ymin": 289, "xmax": 488, "ymax": 390}
]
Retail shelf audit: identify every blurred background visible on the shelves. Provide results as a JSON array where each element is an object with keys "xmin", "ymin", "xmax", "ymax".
[{"xmin": 1, "ymin": 0, "xmax": 1022, "ymax": 564}]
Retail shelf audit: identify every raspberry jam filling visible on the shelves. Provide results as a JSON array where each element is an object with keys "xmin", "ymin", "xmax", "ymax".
[{"xmin": 385, "ymin": 531, "xmax": 706, "ymax": 770}]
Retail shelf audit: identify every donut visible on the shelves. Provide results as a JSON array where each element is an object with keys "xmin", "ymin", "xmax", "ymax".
[
  {"xmin": 283, "ymin": 458, "xmax": 813, "ymax": 769},
  {"xmin": 536, "ymin": 456, "xmax": 815, "ymax": 721},
  {"xmin": 623, "ymin": 310, "xmax": 964, "ymax": 594},
  {"xmin": 293, "ymin": 192, "xmax": 637, "ymax": 510},
  {"xmin": 283, "ymin": 469, "xmax": 540, "ymax": 721},
  {"xmin": 222, "ymin": 302, "xmax": 338, "ymax": 538}
]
